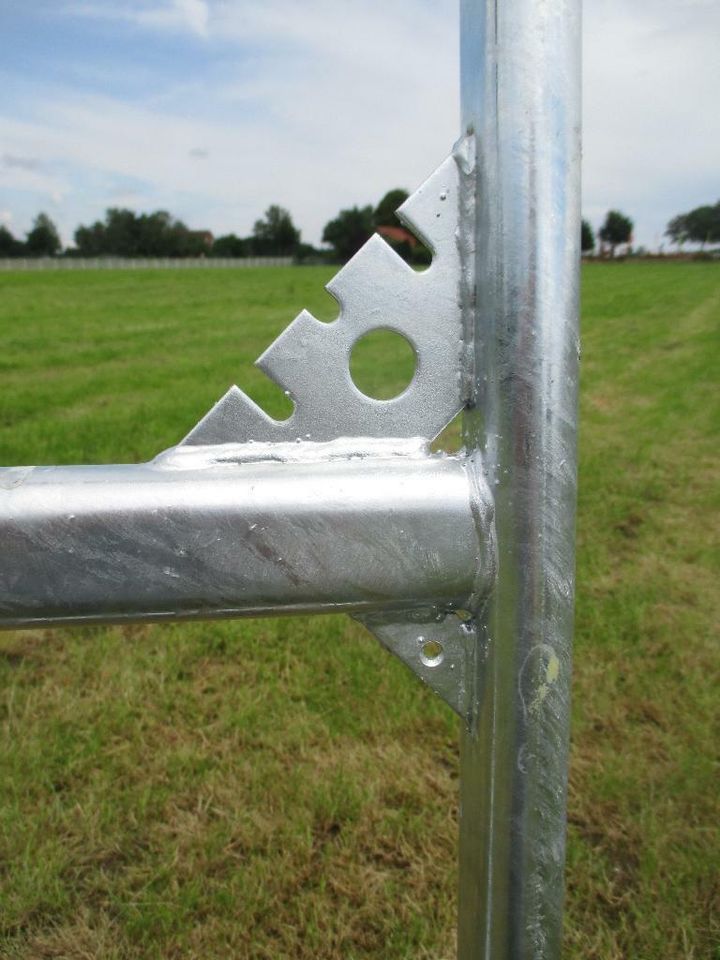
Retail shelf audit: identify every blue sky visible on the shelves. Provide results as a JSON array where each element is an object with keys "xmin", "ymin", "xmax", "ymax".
[{"xmin": 1, "ymin": 0, "xmax": 718, "ymax": 249}]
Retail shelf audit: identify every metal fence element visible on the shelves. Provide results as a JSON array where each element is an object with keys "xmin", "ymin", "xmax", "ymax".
[
  {"xmin": 0, "ymin": 0, "xmax": 580, "ymax": 954},
  {"xmin": 0, "ymin": 257, "xmax": 292, "ymax": 271},
  {"xmin": 458, "ymin": 0, "xmax": 581, "ymax": 956}
]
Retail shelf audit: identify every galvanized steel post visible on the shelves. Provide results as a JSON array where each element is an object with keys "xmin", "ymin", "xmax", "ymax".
[{"xmin": 458, "ymin": 0, "xmax": 581, "ymax": 957}]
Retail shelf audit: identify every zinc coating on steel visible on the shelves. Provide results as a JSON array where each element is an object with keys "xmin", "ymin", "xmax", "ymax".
[
  {"xmin": 458, "ymin": 0, "xmax": 581, "ymax": 955},
  {"xmin": 0, "ymin": 0, "xmax": 580, "ymax": 955}
]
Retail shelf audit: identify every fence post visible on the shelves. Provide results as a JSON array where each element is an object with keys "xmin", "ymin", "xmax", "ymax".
[{"xmin": 458, "ymin": 0, "xmax": 581, "ymax": 957}]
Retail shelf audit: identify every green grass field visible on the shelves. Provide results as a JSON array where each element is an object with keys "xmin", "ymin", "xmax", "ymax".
[{"xmin": 0, "ymin": 263, "xmax": 718, "ymax": 959}]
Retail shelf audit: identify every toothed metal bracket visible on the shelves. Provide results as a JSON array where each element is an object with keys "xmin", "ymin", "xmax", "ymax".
[{"xmin": 182, "ymin": 146, "xmax": 470, "ymax": 446}]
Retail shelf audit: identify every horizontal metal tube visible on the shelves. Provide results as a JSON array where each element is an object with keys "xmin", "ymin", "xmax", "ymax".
[{"xmin": 0, "ymin": 454, "xmax": 486, "ymax": 629}]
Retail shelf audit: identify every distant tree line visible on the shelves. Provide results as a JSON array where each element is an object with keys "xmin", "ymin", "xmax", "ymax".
[
  {"xmin": 74, "ymin": 206, "xmax": 306, "ymax": 259},
  {"xmin": 580, "ymin": 200, "xmax": 720, "ymax": 259},
  {"xmin": 10, "ymin": 197, "xmax": 715, "ymax": 265},
  {"xmin": 212, "ymin": 205, "xmax": 304, "ymax": 260},
  {"xmin": 0, "ymin": 187, "xmax": 433, "ymax": 265},
  {"xmin": 0, "ymin": 206, "xmax": 307, "ymax": 261},
  {"xmin": 74, "ymin": 209, "xmax": 211, "ymax": 258}
]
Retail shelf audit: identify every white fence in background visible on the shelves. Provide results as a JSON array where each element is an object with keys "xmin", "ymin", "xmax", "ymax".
[{"xmin": 0, "ymin": 257, "xmax": 293, "ymax": 272}]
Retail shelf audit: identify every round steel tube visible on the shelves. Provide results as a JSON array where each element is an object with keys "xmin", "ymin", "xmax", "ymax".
[
  {"xmin": 0, "ymin": 454, "xmax": 487, "ymax": 629},
  {"xmin": 459, "ymin": 0, "xmax": 581, "ymax": 957}
]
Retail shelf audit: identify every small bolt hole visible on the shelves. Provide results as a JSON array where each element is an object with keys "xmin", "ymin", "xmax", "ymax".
[{"xmin": 419, "ymin": 638, "xmax": 444, "ymax": 667}]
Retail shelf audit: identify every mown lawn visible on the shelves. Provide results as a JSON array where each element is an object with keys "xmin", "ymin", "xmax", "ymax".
[{"xmin": 0, "ymin": 263, "xmax": 718, "ymax": 959}]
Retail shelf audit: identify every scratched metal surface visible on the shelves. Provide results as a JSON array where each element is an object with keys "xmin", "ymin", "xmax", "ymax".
[
  {"xmin": 458, "ymin": 0, "xmax": 581, "ymax": 956},
  {"xmin": 0, "ymin": 450, "xmax": 481, "ymax": 628}
]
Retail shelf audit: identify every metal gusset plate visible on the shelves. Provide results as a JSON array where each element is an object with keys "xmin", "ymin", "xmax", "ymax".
[
  {"xmin": 360, "ymin": 612, "xmax": 488, "ymax": 719},
  {"xmin": 181, "ymin": 146, "xmax": 468, "ymax": 446}
]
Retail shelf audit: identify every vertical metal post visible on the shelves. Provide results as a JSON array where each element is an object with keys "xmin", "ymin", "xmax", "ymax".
[{"xmin": 458, "ymin": 0, "xmax": 581, "ymax": 957}]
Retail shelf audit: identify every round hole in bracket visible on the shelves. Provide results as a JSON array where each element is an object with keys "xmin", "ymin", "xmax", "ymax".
[
  {"xmin": 419, "ymin": 638, "xmax": 444, "ymax": 668},
  {"xmin": 349, "ymin": 329, "xmax": 416, "ymax": 401}
]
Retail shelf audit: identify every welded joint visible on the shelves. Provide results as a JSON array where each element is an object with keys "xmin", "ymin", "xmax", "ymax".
[{"xmin": 358, "ymin": 447, "xmax": 495, "ymax": 723}]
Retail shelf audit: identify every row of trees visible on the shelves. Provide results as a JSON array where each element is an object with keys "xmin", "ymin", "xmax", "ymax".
[
  {"xmin": 199, "ymin": 205, "xmax": 302, "ymax": 260},
  {"xmin": 74, "ymin": 206, "xmax": 309, "ymax": 259},
  {"xmin": 0, "ymin": 188, "xmax": 427, "ymax": 264},
  {"xmin": 74, "ymin": 209, "xmax": 213, "ymax": 258},
  {"xmin": 7, "ymin": 199, "xmax": 717, "ymax": 263},
  {"xmin": 70, "ymin": 188, "xmax": 424, "ymax": 264},
  {"xmin": 2, "ymin": 207, "xmax": 629, "ymax": 261},
  {"xmin": 580, "ymin": 200, "xmax": 720, "ymax": 258},
  {"xmin": 665, "ymin": 202, "xmax": 720, "ymax": 249},
  {"xmin": 0, "ymin": 207, "xmax": 303, "ymax": 260}
]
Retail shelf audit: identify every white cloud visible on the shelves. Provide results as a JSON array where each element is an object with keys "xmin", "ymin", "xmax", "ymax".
[
  {"xmin": 175, "ymin": 0, "xmax": 208, "ymax": 37},
  {"xmin": 107, "ymin": 188, "xmax": 145, "ymax": 207},
  {"xmin": 0, "ymin": 156, "xmax": 70, "ymax": 207},
  {"xmin": 67, "ymin": 0, "xmax": 209, "ymax": 38}
]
